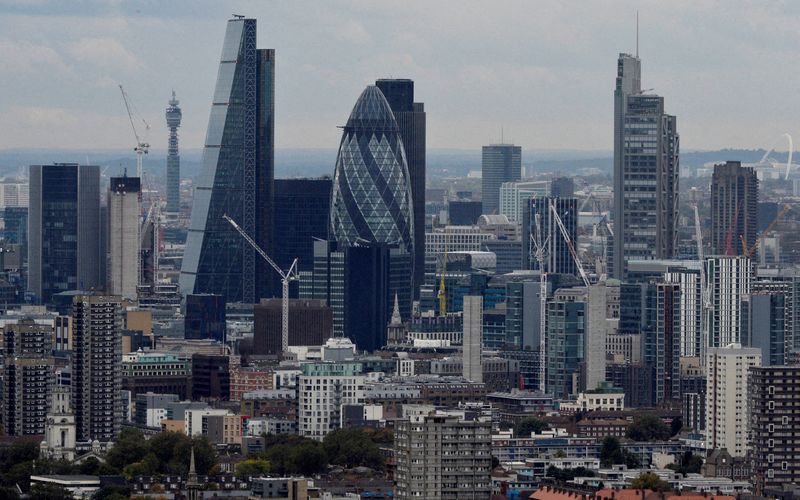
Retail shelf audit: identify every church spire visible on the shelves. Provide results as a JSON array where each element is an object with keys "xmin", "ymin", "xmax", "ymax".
[
  {"xmin": 391, "ymin": 293, "xmax": 402, "ymax": 325},
  {"xmin": 187, "ymin": 446, "xmax": 200, "ymax": 497}
]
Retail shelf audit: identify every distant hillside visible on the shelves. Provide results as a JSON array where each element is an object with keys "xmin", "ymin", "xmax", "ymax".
[{"xmin": 0, "ymin": 147, "xmax": 790, "ymax": 181}]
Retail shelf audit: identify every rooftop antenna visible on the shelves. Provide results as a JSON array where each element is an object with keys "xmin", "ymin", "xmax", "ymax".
[
  {"xmin": 501, "ymin": 126, "xmax": 504, "ymax": 144},
  {"xmin": 636, "ymin": 11, "xmax": 639, "ymax": 58}
]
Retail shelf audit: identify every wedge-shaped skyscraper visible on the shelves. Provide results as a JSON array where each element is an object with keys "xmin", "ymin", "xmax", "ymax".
[
  {"xmin": 330, "ymin": 85, "xmax": 414, "ymax": 256},
  {"xmin": 180, "ymin": 17, "xmax": 274, "ymax": 303}
]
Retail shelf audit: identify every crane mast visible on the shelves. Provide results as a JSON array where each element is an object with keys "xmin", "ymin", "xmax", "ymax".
[
  {"xmin": 223, "ymin": 214, "xmax": 298, "ymax": 357},
  {"xmin": 530, "ymin": 212, "xmax": 549, "ymax": 393},
  {"xmin": 549, "ymin": 200, "xmax": 590, "ymax": 287}
]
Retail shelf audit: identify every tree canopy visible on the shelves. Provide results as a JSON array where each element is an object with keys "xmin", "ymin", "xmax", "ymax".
[
  {"xmin": 515, "ymin": 417, "xmax": 550, "ymax": 437},
  {"xmin": 626, "ymin": 416, "xmax": 671, "ymax": 442},
  {"xmin": 630, "ymin": 472, "xmax": 671, "ymax": 492},
  {"xmin": 104, "ymin": 429, "xmax": 217, "ymax": 479},
  {"xmin": 322, "ymin": 428, "xmax": 384, "ymax": 470},
  {"xmin": 599, "ymin": 436, "xmax": 640, "ymax": 468}
]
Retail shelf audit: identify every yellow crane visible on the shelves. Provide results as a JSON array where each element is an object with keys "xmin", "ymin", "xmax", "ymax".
[{"xmin": 740, "ymin": 204, "xmax": 791, "ymax": 258}]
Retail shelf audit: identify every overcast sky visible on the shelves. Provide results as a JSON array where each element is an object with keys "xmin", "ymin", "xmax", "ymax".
[{"xmin": 1, "ymin": 0, "xmax": 799, "ymax": 153}]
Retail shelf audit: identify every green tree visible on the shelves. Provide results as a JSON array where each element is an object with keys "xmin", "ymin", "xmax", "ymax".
[
  {"xmin": 666, "ymin": 451, "xmax": 703, "ymax": 476},
  {"xmin": 599, "ymin": 436, "xmax": 640, "ymax": 468},
  {"xmin": 29, "ymin": 483, "xmax": 72, "ymax": 500},
  {"xmin": 630, "ymin": 472, "xmax": 671, "ymax": 492},
  {"xmin": 105, "ymin": 428, "xmax": 149, "ymax": 471},
  {"xmin": 626, "ymin": 416, "xmax": 671, "ymax": 442},
  {"xmin": 515, "ymin": 417, "xmax": 550, "ymax": 437},
  {"xmin": 547, "ymin": 466, "xmax": 596, "ymax": 483},
  {"xmin": 291, "ymin": 442, "xmax": 328, "ymax": 475},
  {"xmin": 92, "ymin": 485, "xmax": 132, "ymax": 500},
  {"xmin": 122, "ymin": 453, "xmax": 160, "ymax": 479},
  {"xmin": 235, "ymin": 458, "xmax": 270, "ymax": 477},
  {"xmin": 323, "ymin": 428, "xmax": 383, "ymax": 470}
]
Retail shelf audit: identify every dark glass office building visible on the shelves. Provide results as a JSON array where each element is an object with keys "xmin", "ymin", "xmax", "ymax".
[
  {"xmin": 448, "ymin": 200, "xmax": 482, "ymax": 225},
  {"xmin": 28, "ymin": 163, "xmax": 101, "ymax": 304},
  {"xmin": 522, "ymin": 196, "xmax": 578, "ymax": 276},
  {"xmin": 181, "ymin": 17, "xmax": 275, "ymax": 303},
  {"xmin": 184, "ymin": 293, "xmax": 227, "ymax": 342},
  {"xmin": 273, "ymin": 177, "xmax": 331, "ymax": 296},
  {"xmin": 481, "ymin": 144, "xmax": 521, "ymax": 216},
  {"xmin": 375, "ymin": 79, "xmax": 425, "ymax": 298},
  {"xmin": 305, "ymin": 240, "xmax": 411, "ymax": 352}
]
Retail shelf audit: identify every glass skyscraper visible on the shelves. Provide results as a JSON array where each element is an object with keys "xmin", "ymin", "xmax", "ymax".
[
  {"xmin": 330, "ymin": 85, "xmax": 414, "ymax": 256},
  {"xmin": 375, "ymin": 79, "xmax": 426, "ymax": 299},
  {"xmin": 481, "ymin": 144, "xmax": 521, "ymax": 216},
  {"xmin": 28, "ymin": 163, "xmax": 101, "ymax": 304},
  {"xmin": 180, "ymin": 17, "xmax": 274, "ymax": 303},
  {"xmin": 612, "ymin": 53, "xmax": 679, "ymax": 278}
]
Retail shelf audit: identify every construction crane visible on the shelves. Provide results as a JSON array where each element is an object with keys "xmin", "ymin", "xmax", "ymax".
[
  {"xmin": 119, "ymin": 84, "xmax": 151, "ymax": 179},
  {"xmin": 741, "ymin": 204, "xmax": 792, "ymax": 258},
  {"xmin": 224, "ymin": 214, "xmax": 298, "ymax": 357},
  {"xmin": 550, "ymin": 200, "xmax": 590, "ymax": 287},
  {"xmin": 437, "ymin": 228, "xmax": 449, "ymax": 316},
  {"xmin": 529, "ymin": 213, "xmax": 549, "ymax": 393}
]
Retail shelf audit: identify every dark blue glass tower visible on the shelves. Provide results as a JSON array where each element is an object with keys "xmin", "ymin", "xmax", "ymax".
[
  {"xmin": 28, "ymin": 163, "xmax": 101, "ymax": 304},
  {"xmin": 180, "ymin": 18, "xmax": 274, "ymax": 303}
]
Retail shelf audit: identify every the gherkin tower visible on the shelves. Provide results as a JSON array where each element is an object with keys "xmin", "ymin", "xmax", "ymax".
[{"xmin": 330, "ymin": 85, "xmax": 414, "ymax": 256}]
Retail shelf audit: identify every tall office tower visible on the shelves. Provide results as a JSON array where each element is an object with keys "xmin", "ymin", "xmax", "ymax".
[
  {"xmin": 181, "ymin": 17, "xmax": 275, "ymax": 304},
  {"xmin": 664, "ymin": 267, "xmax": 703, "ymax": 357},
  {"xmin": 448, "ymin": 200, "xmax": 483, "ymax": 225},
  {"xmin": 2, "ymin": 319, "xmax": 54, "ymax": 435},
  {"xmin": 705, "ymin": 344, "xmax": 761, "ymax": 457},
  {"xmin": 546, "ymin": 288, "xmax": 586, "ymax": 398},
  {"xmin": 330, "ymin": 85, "xmax": 414, "ymax": 258},
  {"xmin": 165, "ymin": 91, "xmax": 182, "ymax": 214},
  {"xmin": 107, "ymin": 176, "xmax": 141, "ymax": 299},
  {"xmin": 642, "ymin": 282, "xmax": 682, "ymax": 403},
  {"xmin": 705, "ymin": 256, "xmax": 751, "ymax": 349},
  {"xmin": 584, "ymin": 283, "xmax": 609, "ymax": 391},
  {"xmin": 612, "ymin": 53, "xmax": 679, "ymax": 278},
  {"xmin": 71, "ymin": 295, "xmax": 122, "ymax": 442},
  {"xmin": 375, "ymin": 79, "xmax": 426, "ymax": 299},
  {"xmin": 329, "ymin": 85, "xmax": 414, "ymax": 326},
  {"xmin": 551, "ymin": 177, "xmax": 575, "ymax": 198},
  {"xmin": 4, "ymin": 206, "xmax": 27, "ymax": 252},
  {"xmin": 710, "ymin": 161, "xmax": 758, "ymax": 256},
  {"xmin": 522, "ymin": 196, "xmax": 578, "ymax": 275},
  {"xmin": 482, "ymin": 144, "xmax": 521, "ymax": 216},
  {"xmin": 28, "ymin": 163, "xmax": 101, "ymax": 303},
  {"xmin": 273, "ymin": 178, "xmax": 331, "ymax": 296},
  {"xmin": 749, "ymin": 365, "xmax": 800, "ymax": 492},
  {"xmin": 305, "ymin": 240, "xmax": 410, "ymax": 351},
  {"xmin": 463, "ymin": 295, "xmax": 483, "ymax": 383},
  {"xmin": 394, "ymin": 410, "xmax": 492, "ymax": 500}
]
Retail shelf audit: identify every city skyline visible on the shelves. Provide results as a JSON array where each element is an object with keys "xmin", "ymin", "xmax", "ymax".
[{"xmin": 1, "ymin": 1, "xmax": 799, "ymax": 153}]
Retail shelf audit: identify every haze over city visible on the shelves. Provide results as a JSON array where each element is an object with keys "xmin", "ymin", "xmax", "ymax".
[{"xmin": 1, "ymin": 0, "xmax": 799, "ymax": 152}]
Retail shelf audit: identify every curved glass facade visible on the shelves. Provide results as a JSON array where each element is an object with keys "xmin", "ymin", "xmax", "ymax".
[{"xmin": 330, "ymin": 86, "xmax": 414, "ymax": 256}]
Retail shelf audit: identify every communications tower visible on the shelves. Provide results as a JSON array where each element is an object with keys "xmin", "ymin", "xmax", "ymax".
[{"xmin": 165, "ymin": 90, "xmax": 182, "ymax": 214}]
